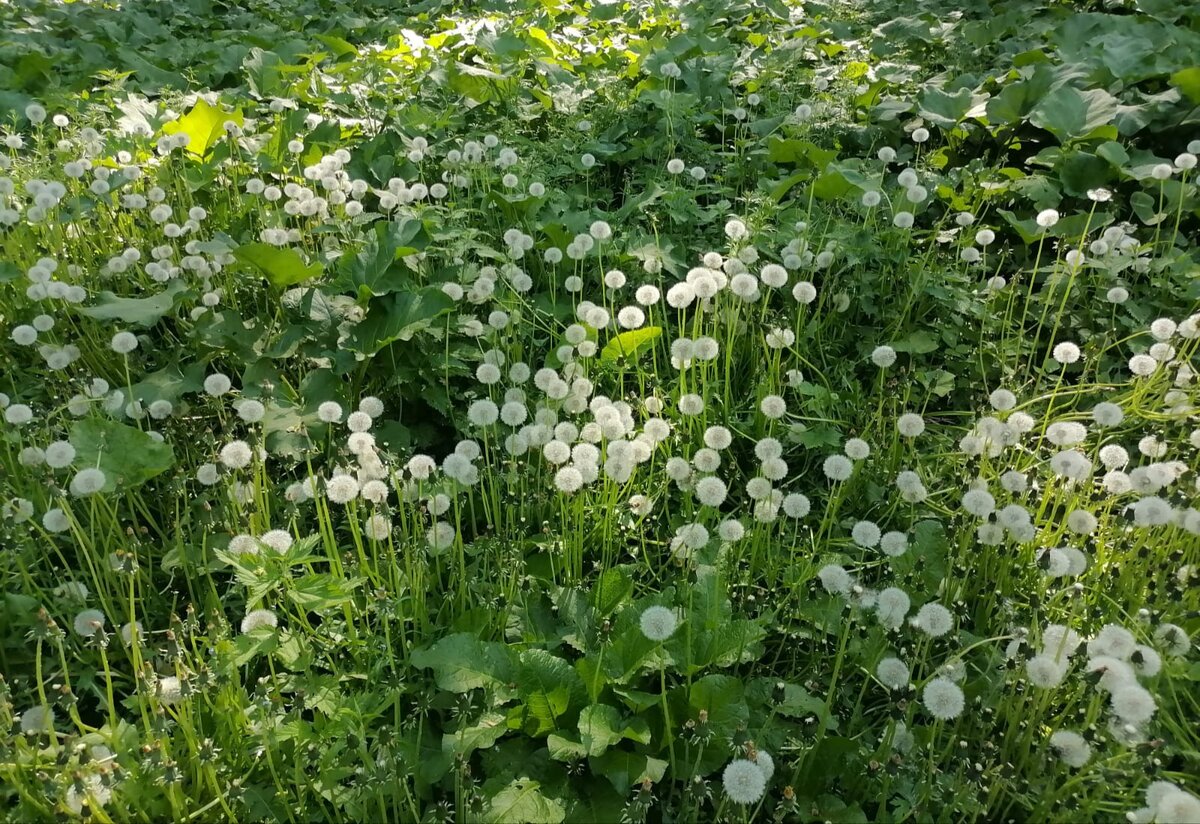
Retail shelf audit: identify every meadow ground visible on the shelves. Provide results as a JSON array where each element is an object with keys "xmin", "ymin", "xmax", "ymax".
[{"xmin": 0, "ymin": 0, "xmax": 1198, "ymax": 821}]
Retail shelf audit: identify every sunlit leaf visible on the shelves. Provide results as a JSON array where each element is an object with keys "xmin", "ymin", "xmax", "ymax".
[{"xmin": 161, "ymin": 97, "xmax": 243, "ymax": 158}]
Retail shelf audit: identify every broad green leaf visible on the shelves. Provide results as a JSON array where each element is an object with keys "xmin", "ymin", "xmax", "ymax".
[
  {"xmin": 1096, "ymin": 141, "xmax": 1130, "ymax": 168},
  {"xmin": 1169, "ymin": 67, "xmax": 1200, "ymax": 104},
  {"xmin": 513, "ymin": 649, "xmax": 582, "ymax": 736},
  {"xmin": 445, "ymin": 711, "xmax": 509, "ymax": 757},
  {"xmin": 1028, "ymin": 86, "xmax": 1118, "ymax": 143},
  {"xmin": 1058, "ymin": 151, "xmax": 1112, "ymax": 196},
  {"xmin": 313, "ymin": 34, "xmax": 358, "ymax": 59},
  {"xmin": 348, "ymin": 288, "xmax": 456, "ymax": 355},
  {"xmin": 342, "ymin": 218, "xmax": 429, "ymax": 296},
  {"xmin": 78, "ymin": 280, "xmax": 189, "ymax": 327},
  {"xmin": 767, "ymin": 138, "xmax": 837, "ymax": 167},
  {"xmin": 590, "ymin": 568, "xmax": 633, "ymax": 617},
  {"xmin": 775, "ymin": 682, "xmax": 839, "ymax": 731},
  {"xmin": 577, "ymin": 704, "xmax": 622, "ymax": 757},
  {"xmin": 547, "ymin": 732, "xmax": 588, "ymax": 761},
  {"xmin": 985, "ymin": 68, "xmax": 1056, "ymax": 128},
  {"xmin": 485, "ymin": 779, "xmax": 565, "ymax": 824},
  {"xmin": 69, "ymin": 419, "xmax": 175, "ymax": 492},
  {"xmin": 771, "ymin": 171, "xmax": 809, "ymax": 203},
  {"xmin": 576, "ymin": 704, "xmax": 650, "ymax": 757},
  {"xmin": 892, "ymin": 329, "xmax": 939, "ymax": 355},
  {"xmin": 812, "ymin": 166, "xmax": 852, "ymax": 200},
  {"xmin": 234, "ymin": 244, "xmax": 323, "ymax": 288},
  {"xmin": 600, "ymin": 327, "xmax": 662, "ymax": 362},
  {"xmin": 688, "ymin": 675, "xmax": 748, "ymax": 733},
  {"xmin": 589, "ymin": 749, "xmax": 668, "ymax": 792},
  {"xmin": 917, "ymin": 86, "xmax": 974, "ymax": 129},
  {"xmin": 244, "ymin": 48, "xmax": 288, "ymax": 98},
  {"xmin": 128, "ymin": 362, "xmax": 206, "ymax": 407},
  {"xmin": 411, "ymin": 633, "xmax": 516, "ymax": 693},
  {"xmin": 162, "ymin": 98, "xmax": 243, "ymax": 158}
]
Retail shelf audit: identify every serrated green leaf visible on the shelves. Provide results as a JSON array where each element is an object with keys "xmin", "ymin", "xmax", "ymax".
[
  {"xmin": 232, "ymin": 626, "xmax": 280, "ymax": 667},
  {"xmin": 286, "ymin": 574, "xmax": 361, "ymax": 612}
]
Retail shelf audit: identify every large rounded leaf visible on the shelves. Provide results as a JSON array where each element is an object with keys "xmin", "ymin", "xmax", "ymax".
[{"xmin": 69, "ymin": 419, "xmax": 175, "ymax": 492}]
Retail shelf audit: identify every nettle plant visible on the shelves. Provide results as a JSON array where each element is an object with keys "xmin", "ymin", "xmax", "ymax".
[{"xmin": 1, "ymin": 5, "xmax": 1199, "ymax": 822}]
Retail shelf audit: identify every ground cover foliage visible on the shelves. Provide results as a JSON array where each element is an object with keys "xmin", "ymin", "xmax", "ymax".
[{"xmin": 1, "ymin": 0, "xmax": 1199, "ymax": 821}]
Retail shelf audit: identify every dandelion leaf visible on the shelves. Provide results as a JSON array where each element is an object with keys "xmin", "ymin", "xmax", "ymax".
[{"xmin": 589, "ymin": 567, "xmax": 633, "ymax": 617}]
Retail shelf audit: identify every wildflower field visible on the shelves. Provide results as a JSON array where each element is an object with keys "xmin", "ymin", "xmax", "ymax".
[{"xmin": 1, "ymin": 0, "xmax": 1199, "ymax": 820}]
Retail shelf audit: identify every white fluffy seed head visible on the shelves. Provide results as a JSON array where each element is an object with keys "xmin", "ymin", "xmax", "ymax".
[
  {"xmin": 922, "ymin": 677, "xmax": 964, "ymax": 720},
  {"xmin": 876, "ymin": 657, "xmax": 910, "ymax": 689},
  {"xmin": 317, "ymin": 401, "xmax": 344, "ymax": 423},
  {"xmin": 871, "ymin": 345, "xmax": 897, "ymax": 368},
  {"xmin": 240, "ymin": 609, "xmax": 279, "ymax": 633},
  {"xmin": 897, "ymin": 413, "xmax": 925, "ymax": 438},
  {"xmin": 639, "ymin": 605, "xmax": 678, "ymax": 641},
  {"xmin": 722, "ymin": 758, "xmax": 766, "ymax": 805}
]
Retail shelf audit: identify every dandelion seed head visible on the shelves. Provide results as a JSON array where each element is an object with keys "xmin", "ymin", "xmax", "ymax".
[
  {"xmin": 241, "ymin": 609, "xmax": 279, "ymax": 633},
  {"xmin": 722, "ymin": 758, "xmax": 766, "ymax": 804},
  {"xmin": 73, "ymin": 608, "xmax": 106, "ymax": 637},
  {"xmin": 897, "ymin": 413, "xmax": 925, "ymax": 438},
  {"xmin": 1049, "ymin": 730, "xmax": 1091, "ymax": 768},
  {"xmin": 823, "ymin": 454, "xmax": 852, "ymax": 481},
  {"xmin": 817, "ymin": 564, "xmax": 852, "ymax": 595},
  {"xmin": 915, "ymin": 603, "xmax": 953, "ymax": 637},
  {"xmin": 876, "ymin": 656, "xmax": 910, "ymax": 689},
  {"xmin": 640, "ymin": 605, "xmax": 678, "ymax": 641},
  {"xmin": 921, "ymin": 677, "xmax": 964, "ymax": 720}
]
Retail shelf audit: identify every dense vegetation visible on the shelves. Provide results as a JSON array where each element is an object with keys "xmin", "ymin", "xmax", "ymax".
[{"xmin": 1, "ymin": 0, "xmax": 1198, "ymax": 821}]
